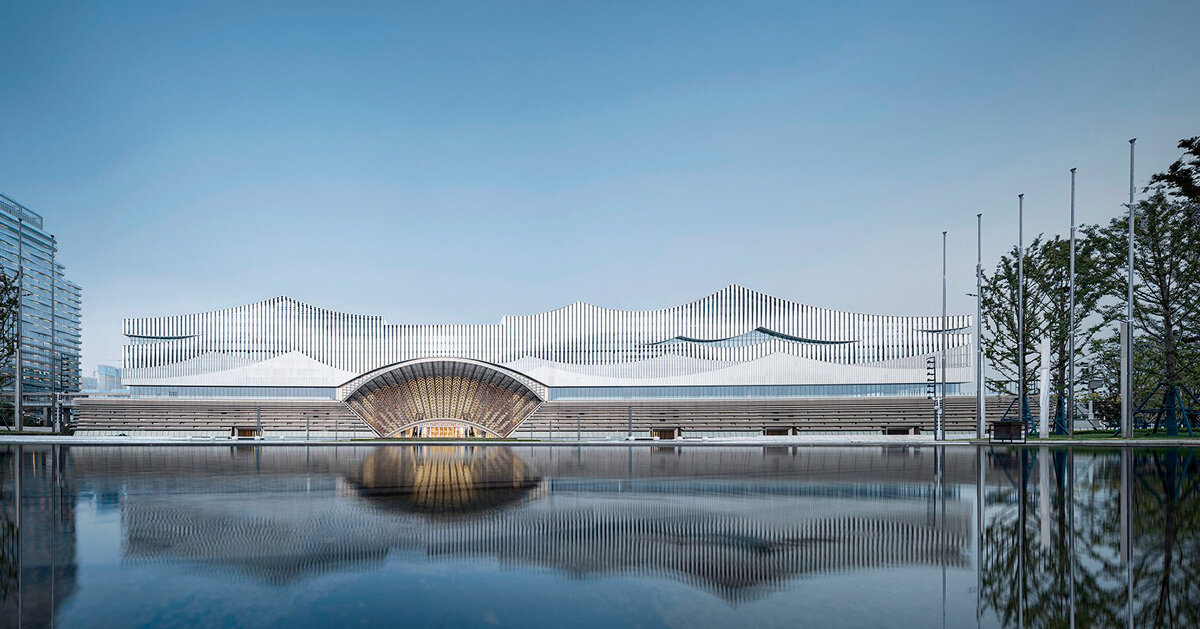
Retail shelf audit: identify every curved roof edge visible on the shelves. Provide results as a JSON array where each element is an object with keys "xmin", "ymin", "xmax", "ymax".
[{"xmin": 338, "ymin": 356, "xmax": 549, "ymax": 401}]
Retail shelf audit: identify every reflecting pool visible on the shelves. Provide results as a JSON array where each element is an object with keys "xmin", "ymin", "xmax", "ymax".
[{"xmin": 1, "ymin": 445, "xmax": 1197, "ymax": 627}]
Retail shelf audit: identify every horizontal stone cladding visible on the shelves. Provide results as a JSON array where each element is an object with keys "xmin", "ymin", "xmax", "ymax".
[
  {"xmin": 73, "ymin": 398, "xmax": 368, "ymax": 434},
  {"xmin": 524, "ymin": 395, "xmax": 1035, "ymax": 433},
  {"xmin": 74, "ymin": 395, "xmax": 1035, "ymax": 436}
]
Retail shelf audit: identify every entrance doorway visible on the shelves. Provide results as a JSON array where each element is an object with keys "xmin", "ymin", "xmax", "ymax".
[{"xmin": 651, "ymin": 427, "xmax": 681, "ymax": 440}]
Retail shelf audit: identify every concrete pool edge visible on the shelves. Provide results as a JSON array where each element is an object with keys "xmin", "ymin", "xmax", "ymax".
[{"xmin": 3, "ymin": 434, "xmax": 1200, "ymax": 447}]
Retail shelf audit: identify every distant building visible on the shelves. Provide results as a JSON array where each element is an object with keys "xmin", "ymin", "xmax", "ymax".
[
  {"xmin": 0, "ymin": 192, "xmax": 83, "ymax": 401},
  {"xmin": 97, "ymin": 364, "xmax": 124, "ymax": 391},
  {"xmin": 80, "ymin": 365, "xmax": 126, "ymax": 394}
]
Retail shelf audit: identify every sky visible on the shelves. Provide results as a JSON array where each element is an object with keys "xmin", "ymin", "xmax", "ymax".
[{"xmin": 0, "ymin": 1, "xmax": 1197, "ymax": 374}]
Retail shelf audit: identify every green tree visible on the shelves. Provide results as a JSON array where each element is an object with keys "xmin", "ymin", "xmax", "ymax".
[
  {"xmin": 0, "ymin": 270, "xmax": 18, "ymax": 429},
  {"xmin": 1086, "ymin": 190, "xmax": 1200, "ymax": 435},
  {"xmin": 1148, "ymin": 136, "xmax": 1200, "ymax": 203},
  {"xmin": 982, "ymin": 235, "xmax": 1108, "ymax": 426}
]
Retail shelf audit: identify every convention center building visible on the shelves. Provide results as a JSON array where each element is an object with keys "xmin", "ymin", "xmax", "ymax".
[{"xmin": 76, "ymin": 284, "xmax": 983, "ymax": 438}]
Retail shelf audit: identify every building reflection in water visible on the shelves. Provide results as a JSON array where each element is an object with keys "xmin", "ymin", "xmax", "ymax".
[
  {"xmin": 103, "ymin": 445, "xmax": 972, "ymax": 602},
  {"xmin": 3, "ymin": 444, "xmax": 1198, "ymax": 626},
  {"xmin": 0, "ymin": 446, "xmax": 78, "ymax": 628},
  {"xmin": 346, "ymin": 446, "xmax": 544, "ymax": 516}
]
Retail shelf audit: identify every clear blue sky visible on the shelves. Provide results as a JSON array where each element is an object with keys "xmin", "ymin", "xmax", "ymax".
[{"xmin": 1, "ymin": 1, "xmax": 1197, "ymax": 373}]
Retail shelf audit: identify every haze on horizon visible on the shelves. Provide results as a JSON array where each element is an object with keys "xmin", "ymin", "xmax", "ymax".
[{"xmin": 0, "ymin": 1, "xmax": 1196, "ymax": 374}]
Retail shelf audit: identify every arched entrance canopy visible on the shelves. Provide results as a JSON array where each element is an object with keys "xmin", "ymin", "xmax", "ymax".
[{"xmin": 340, "ymin": 358, "xmax": 546, "ymax": 438}]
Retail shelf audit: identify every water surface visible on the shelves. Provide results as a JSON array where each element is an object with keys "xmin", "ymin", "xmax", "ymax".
[{"xmin": 2, "ymin": 444, "xmax": 1196, "ymax": 628}]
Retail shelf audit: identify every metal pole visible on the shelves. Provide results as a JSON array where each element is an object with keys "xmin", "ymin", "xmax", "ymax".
[
  {"xmin": 305, "ymin": 414, "xmax": 310, "ymax": 441},
  {"xmin": 627, "ymin": 406, "xmax": 632, "ymax": 439},
  {"xmin": 577, "ymin": 412, "xmax": 581, "ymax": 442},
  {"xmin": 1068, "ymin": 169, "xmax": 1077, "ymax": 438},
  {"xmin": 1123, "ymin": 139, "xmax": 1136, "ymax": 438},
  {"xmin": 940, "ymin": 230, "xmax": 947, "ymax": 441},
  {"xmin": 256, "ymin": 406, "xmax": 261, "ymax": 439},
  {"xmin": 1017, "ymin": 194, "xmax": 1026, "ymax": 426},
  {"xmin": 14, "ymin": 216, "xmax": 23, "ymax": 431},
  {"xmin": 50, "ymin": 235, "xmax": 58, "ymax": 433},
  {"xmin": 1120, "ymin": 321, "xmax": 1131, "ymax": 437},
  {"xmin": 976, "ymin": 214, "xmax": 985, "ymax": 439}
]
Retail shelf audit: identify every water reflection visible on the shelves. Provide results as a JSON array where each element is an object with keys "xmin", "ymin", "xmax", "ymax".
[
  {"xmin": 1, "ymin": 447, "xmax": 77, "ymax": 628},
  {"xmin": 346, "ymin": 446, "xmax": 543, "ymax": 516},
  {"xmin": 978, "ymin": 447, "xmax": 1200, "ymax": 628},
  {"xmin": 1, "ymin": 444, "xmax": 1198, "ymax": 627}
]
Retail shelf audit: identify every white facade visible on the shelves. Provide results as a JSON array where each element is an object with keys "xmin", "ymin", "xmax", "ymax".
[{"xmin": 123, "ymin": 284, "xmax": 972, "ymax": 400}]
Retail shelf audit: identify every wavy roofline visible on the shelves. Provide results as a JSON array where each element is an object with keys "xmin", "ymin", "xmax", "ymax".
[{"xmin": 124, "ymin": 283, "xmax": 971, "ymax": 327}]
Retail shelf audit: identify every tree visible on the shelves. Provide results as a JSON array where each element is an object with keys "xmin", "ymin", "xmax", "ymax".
[
  {"xmin": 1148, "ymin": 136, "xmax": 1200, "ymax": 203},
  {"xmin": 0, "ymin": 270, "xmax": 17, "ymax": 429},
  {"xmin": 982, "ymin": 234, "xmax": 1108, "ymax": 427},
  {"xmin": 1086, "ymin": 189, "xmax": 1200, "ymax": 435}
]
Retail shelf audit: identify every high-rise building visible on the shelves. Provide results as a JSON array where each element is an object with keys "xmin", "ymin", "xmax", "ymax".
[
  {"xmin": 0, "ymin": 192, "xmax": 83, "ymax": 411},
  {"xmin": 96, "ymin": 364, "xmax": 124, "ymax": 391}
]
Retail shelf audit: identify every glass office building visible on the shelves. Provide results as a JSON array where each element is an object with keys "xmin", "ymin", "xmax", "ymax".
[
  {"xmin": 118, "ymin": 285, "xmax": 972, "ymax": 437},
  {"xmin": 0, "ymin": 192, "xmax": 83, "ymax": 403}
]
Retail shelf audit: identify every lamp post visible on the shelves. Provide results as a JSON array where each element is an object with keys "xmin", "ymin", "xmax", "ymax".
[
  {"xmin": 1017, "ymin": 194, "xmax": 1026, "ymax": 426},
  {"xmin": 1068, "ymin": 168, "xmax": 1077, "ymax": 438}
]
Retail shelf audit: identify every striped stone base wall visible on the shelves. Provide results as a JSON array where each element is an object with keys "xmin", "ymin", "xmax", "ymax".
[
  {"xmin": 73, "ymin": 398, "xmax": 374, "ymax": 438},
  {"xmin": 523, "ymin": 395, "xmax": 1029, "ymax": 435},
  {"xmin": 73, "ymin": 395, "xmax": 1035, "ymax": 437}
]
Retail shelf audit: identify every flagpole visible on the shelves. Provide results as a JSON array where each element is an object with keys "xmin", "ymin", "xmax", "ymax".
[
  {"xmin": 976, "ymin": 214, "xmax": 984, "ymax": 439},
  {"xmin": 1018, "ymin": 194, "xmax": 1026, "ymax": 427},
  {"xmin": 1068, "ymin": 168, "xmax": 1077, "ymax": 438},
  {"xmin": 940, "ymin": 230, "xmax": 947, "ymax": 441},
  {"xmin": 1122, "ymin": 140, "xmax": 1135, "ymax": 438}
]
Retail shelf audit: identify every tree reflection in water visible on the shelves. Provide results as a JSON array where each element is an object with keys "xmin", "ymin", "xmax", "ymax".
[{"xmin": 980, "ymin": 447, "xmax": 1200, "ymax": 628}]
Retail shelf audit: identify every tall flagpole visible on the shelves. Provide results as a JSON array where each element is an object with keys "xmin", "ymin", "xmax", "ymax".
[
  {"xmin": 1068, "ymin": 168, "xmax": 1077, "ymax": 438},
  {"xmin": 940, "ymin": 230, "xmax": 947, "ymax": 441},
  {"xmin": 976, "ymin": 214, "xmax": 984, "ymax": 439},
  {"xmin": 1017, "ymin": 194, "xmax": 1026, "ymax": 426},
  {"xmin": 1122, "ymin": 140, "xmax": 1135, "ymax": 438}
]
